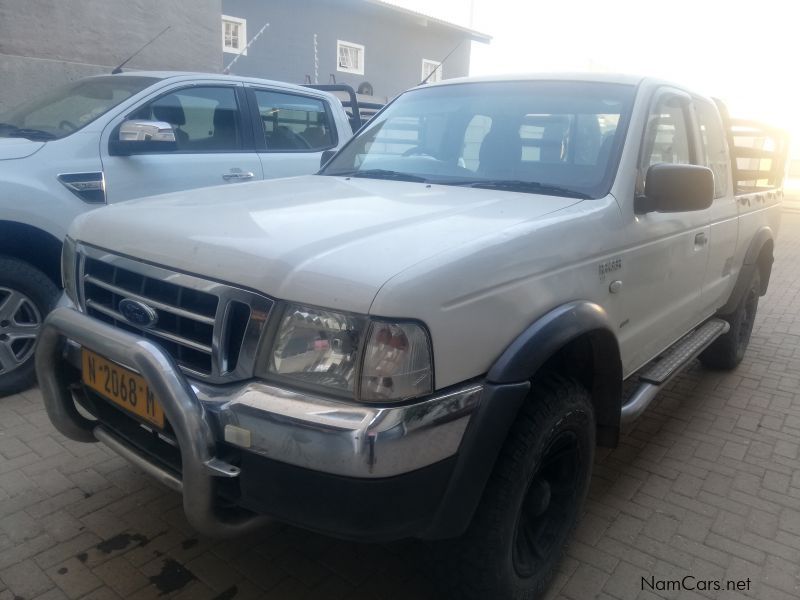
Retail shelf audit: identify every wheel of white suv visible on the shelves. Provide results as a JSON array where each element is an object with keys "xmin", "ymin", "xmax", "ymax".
[
  {"xmin": 0, "ymin": 256, "xmax": 59, "ymax": 397},
  {"xmin": 700, "ymin": 268, "xmax": 761, "ymax": 370},
  {"xmin": 434, "ymin": 373, "xmax": 595, "ymax": 600}
]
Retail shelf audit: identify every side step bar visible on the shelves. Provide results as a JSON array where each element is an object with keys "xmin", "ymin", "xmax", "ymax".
[{"xmin": 620, "ymin": 319, "xmax": 729, "ymax": 425}]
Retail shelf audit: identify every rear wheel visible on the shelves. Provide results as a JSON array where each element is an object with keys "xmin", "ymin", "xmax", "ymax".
[
  {"xmin": 0, "ymin": 257, "xmax": 59, "ymax": 397},
  {"xmin": 434, "ymin": 374, "xmax": 595, "ymax": 600},
  {"xmin": 700, "ymin": 269, "xmax": 761, "ymax": 370}
]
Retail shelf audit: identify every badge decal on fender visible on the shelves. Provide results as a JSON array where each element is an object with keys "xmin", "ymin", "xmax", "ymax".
[{"xmin": 599, "ymin": 257, "xmax": 622, "ymax": 280}]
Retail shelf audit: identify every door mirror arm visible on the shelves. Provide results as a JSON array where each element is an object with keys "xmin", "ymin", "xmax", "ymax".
[{"xmin": 634, "ymin": 194, "xmax": 656, "ymax": 214}]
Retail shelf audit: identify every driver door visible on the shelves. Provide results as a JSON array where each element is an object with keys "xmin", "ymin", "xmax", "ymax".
[
  {"xmin": 617, "ymin": 90, "xmax": 711, "ymax": 374},
  {"xmin": 101, "ymin": 83, "xmax": 263, "ymax": 203}
]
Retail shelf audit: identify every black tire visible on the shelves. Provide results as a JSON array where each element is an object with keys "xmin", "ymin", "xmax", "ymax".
[
  {"xmin": 0, "ymin": 256, "xmax": 59, "ymax": 397},
  {"xmin": 434, "ymin": 374, "xmax": 595, "ymax": 600},
  {"xmin": 699, "ymin": 269, "xmax": 761, "ymax": 370}
]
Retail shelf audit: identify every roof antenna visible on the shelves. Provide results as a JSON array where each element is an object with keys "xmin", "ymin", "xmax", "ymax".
[
  {"xmin": 223, "ymin": 22, "xmax": 269, "ymax": 74},
  {"xmin": 112, "ymin": 25, "xmax": 171, "ymax": 74},
  {"xmin": 419, "ymin": 40, "xmax": 462, "ymax": 85}
]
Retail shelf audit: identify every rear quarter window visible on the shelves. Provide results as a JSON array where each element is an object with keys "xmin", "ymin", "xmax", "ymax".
[{"xmin": 695, "ymin": 100, "xmax": 730, "ymax": 198}]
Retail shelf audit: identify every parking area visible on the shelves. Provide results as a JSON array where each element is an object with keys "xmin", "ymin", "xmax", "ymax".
[{"xmin": 1, "ymin": 211, "xmax": 800, "ymax": 600}]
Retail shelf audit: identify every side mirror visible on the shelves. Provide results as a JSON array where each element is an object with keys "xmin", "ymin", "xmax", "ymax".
[
  {"xmin": 320, "ymin": 149, "xmax": 337, "ymax": 169},
  {"xmin": 109, "ymin": 120, "xmax": 178, "ymax": 156},
  {"xmin": 637, "ymin": 163, "xmax": 714, "ymax": 213}
]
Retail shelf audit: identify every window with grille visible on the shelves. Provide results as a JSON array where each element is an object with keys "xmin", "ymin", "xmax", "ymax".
[
  {"xmin": 421, "ymin": 59, "xmax": 442, "ymax": 83},
  {"xmin": 337, "ymin": 40, "xmax": 364, "ymax": 75},
  {"xmin": 222, "ymin": 16, "xmax": 247, "ymax": 54},
  {"xmin": 253, "ymin": 90, "xmax": 335, "ymax": 151}
]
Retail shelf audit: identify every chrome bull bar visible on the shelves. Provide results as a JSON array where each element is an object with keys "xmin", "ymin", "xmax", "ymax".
[{"xmin": 35, "ymin": 306, "xmax": 267, "ymax": 538}]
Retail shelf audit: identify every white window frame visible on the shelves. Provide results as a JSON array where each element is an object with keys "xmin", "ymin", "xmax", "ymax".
[
  {"xmin": 337, "ymin": 40, "xmax": 365, "ymax": 75},
  {"xmin": 421, "ymin": 59, "xmax": 442, "ymax": 83},
  {"xmin": 222, "ymin": 15, "xmax": 247, "ymax": 55}
]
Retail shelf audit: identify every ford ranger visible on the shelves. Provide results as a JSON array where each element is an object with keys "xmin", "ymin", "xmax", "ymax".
[
  {"xmin": 35, "ymin": 74, "xmax": 788, "ymax": 599},
  {"xmin": 0, "ymin": 71, "xmax": 357, "ymax": 395}
]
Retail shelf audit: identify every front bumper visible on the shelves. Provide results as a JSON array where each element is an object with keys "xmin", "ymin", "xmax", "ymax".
[{"xmin": 36, "ymin": 303, "xmax": 485, "ymax": 540}]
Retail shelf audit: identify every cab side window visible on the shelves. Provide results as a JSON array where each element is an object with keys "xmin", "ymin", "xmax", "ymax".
[
  {"xmin": 131, "ymin": 86, "xmax": 242, "ymax": 152},
  {"xmin": 252, "ymin": 90, "xmax": 334, "ymax": 151},
  {"xmin": 695, "ymin": 100, "xmax": 730, "ymax": 198},
  {"xmin": 641, "ymin": 96, "xmax": 692, "ymax": 168}
]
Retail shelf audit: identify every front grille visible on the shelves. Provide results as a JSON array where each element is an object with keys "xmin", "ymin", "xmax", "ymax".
[
  {"xmin": 78, "ymin": 245, "xmax": 273, "ymax": 382},
  {"xmin": 84, "ymin": 256, "xmax": 217, "ymax": 373}
]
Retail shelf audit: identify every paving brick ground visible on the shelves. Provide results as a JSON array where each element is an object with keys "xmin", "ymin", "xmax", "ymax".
[{"xmin": 2, "ymin": 211, "xmax": 800, "ymax": 599}]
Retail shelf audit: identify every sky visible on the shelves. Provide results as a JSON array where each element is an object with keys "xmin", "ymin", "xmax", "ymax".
[{"xmin": 391, "ymin": 0, "xmax": 798, "ymax": 154}]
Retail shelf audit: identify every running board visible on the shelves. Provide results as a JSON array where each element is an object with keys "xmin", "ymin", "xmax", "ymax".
[{"xmin": 620, "ymin": 319, "xmax": 729, "ymax": 425}]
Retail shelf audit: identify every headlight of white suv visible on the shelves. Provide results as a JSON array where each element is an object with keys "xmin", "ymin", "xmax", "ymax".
[
  {"xmin": 262, "ymin": 303, "xmax": 433, "ymax": 402},
  {"xmin": 61, "ymin": 236, "xmax": 78, "ymax": 304}
]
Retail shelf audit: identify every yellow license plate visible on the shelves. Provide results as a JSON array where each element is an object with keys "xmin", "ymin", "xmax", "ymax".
[{"xmin": 81, "ymin": 349, "xmax": 165, "ymax": 429}]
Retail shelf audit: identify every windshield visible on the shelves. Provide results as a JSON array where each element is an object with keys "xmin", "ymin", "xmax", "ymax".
[
  {"xmin": 0, "ymin": 75, "xmax": 158, "ymax": 141},
  {"xmin": 322, "ymin": 80, "xmax": 636, "ymax": 199}
]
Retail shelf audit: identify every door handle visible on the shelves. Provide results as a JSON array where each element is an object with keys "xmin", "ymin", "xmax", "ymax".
[
  {"xmin": 222, "ymin": 170, "xmax": 255, "ymax": 181},
  {"xmin": 694, "ymin": 232, "xmax": 708, "ymax": 247}
]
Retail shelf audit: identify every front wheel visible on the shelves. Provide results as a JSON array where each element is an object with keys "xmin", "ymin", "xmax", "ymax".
[
  {"xmin": 0, "ymin": 257, "xmax": 59, "ymax": 397},
  {"xmin": 434, "ymin": 374, "xmax": 595, "ymax": 600}
]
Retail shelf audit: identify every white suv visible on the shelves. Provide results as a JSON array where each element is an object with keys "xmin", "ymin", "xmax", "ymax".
[{"xmin": 0, "ymin": 71, "xmax": 353, "ymax": 395}]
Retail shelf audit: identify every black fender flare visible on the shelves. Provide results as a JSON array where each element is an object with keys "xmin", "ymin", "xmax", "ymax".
[
  {"xmin": 423, "ymin": 301, "xmax": 623, "ymax": 539},
  {"xmin": 487, "ymin": 300, "xmax": 623, "ymax": 447},
  {"xmin": 718, "ymin": 226, "xmax": 774, "ymax": 314},
  {"xmin": 744, "ymin": 226, "xmax": 774, "ymax": 266}
]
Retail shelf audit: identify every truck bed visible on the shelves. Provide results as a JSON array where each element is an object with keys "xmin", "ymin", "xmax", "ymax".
[{"xmin": 715, "ymin": 102, "xmax": 791, "ymax": 196}]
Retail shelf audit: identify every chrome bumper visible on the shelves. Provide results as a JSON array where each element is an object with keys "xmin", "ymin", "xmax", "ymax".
[{"xmin": 36, "ymin": 303, "xmax": 482, "ymax": 537}]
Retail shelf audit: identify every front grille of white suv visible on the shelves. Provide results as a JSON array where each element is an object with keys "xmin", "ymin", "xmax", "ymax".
[{"xmin": 77, "ymin": 245, "xmax": 273, "ymax": 382}]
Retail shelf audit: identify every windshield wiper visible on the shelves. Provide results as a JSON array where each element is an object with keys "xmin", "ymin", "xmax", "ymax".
[
  {"xmin": 333, "ymin": 169, "xmax": 429, "ymax": 183},
  {"xmin": 5, "ymin": 128, "xmax": 56, "ymax": 141},
  {"xmin": 452, "ymin": 179, "xmax": 591, "ymax": 199}
]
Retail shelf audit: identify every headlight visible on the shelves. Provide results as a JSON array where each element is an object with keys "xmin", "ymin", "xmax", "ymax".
[
  {"xmin": 61, "ymin": 236, "xmax": 78, "ymax": 304},
  {"xmin": 263, "ymin": 303, "xmax": 433, "ymax": 402},
  {"xmin": 359, "ymin": 321, "xmax": 433, "ymax": 401},
  {"xmin": 267, "ymin": 304, "xmax": 367, "ymax": 394}
]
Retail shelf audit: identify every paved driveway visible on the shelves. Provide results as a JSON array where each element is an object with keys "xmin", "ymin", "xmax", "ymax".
[{"xmin": 2, "ymin": 213, "xmax": 800, "ymax": 599}]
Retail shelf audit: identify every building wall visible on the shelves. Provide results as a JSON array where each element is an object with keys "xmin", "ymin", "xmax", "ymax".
[
  {"xmin": 0, "ymin": 0, "xmax": 222, "ymax": 113},
  {"xmin": 222, "ymin": 0, "xmax": 471, "ymax": 100}
]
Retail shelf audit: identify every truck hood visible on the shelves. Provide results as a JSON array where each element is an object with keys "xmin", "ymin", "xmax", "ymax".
[
  {"xmin": 0, "ymin": 137, "xmax": 46, "ymax": 160},
  {"xmin": 71, "ymin": 175, "xmax": 581, "ymax": 314}
]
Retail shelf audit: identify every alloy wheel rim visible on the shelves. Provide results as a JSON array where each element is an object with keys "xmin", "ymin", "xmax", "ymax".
[
  {"xmin": 0, "ymin": 287, "xmax": 42, "ymax": 375},
  {"xmin": 512, "ymin": 430, "xmax": 581, "ymax": 578}
]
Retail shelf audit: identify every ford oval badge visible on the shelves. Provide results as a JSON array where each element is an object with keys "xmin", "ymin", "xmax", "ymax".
[{"xmin": 118, "ymin": 298, "xmax": 158, "ymax": 328}]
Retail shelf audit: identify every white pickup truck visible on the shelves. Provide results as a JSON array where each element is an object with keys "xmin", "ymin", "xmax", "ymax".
[
  {"xmin": 0, "ymin": 71, "xmax": 355, "ymax": 395},
  {"xmin": 36, "ymin": 74, "xmax": 788, "ymax": 599}
]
